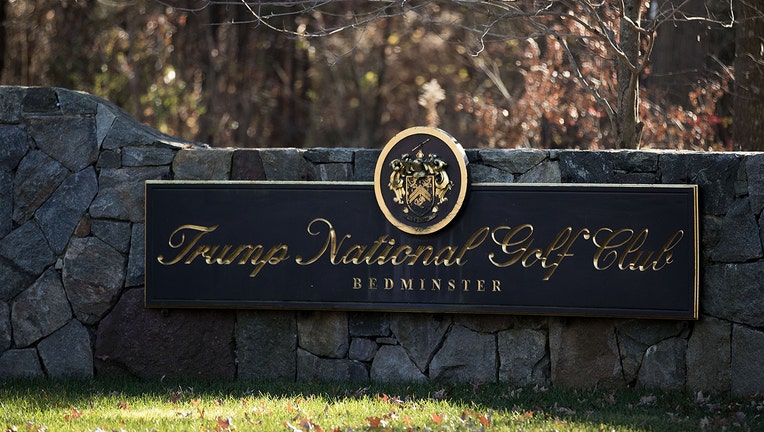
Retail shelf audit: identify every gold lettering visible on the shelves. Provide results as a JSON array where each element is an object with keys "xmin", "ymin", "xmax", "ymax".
[
  {"xmin": 448, "ymin": 279, "xmax": 456, "ymax": 291},
  {"xmin": 296, "ymin": 218, "xmax": 346, "ymax": 265},
  {"xmin": 618, "ymin": 229, "xmax": 650, "ymax": 271},
  {"xmin": 406, "ymin": 245, "xmax": 434, "ymax": 265},
  {"xmin": 158, "ymin": 224, "xmax": 219, "ymax": 265},
  {"xmin": 592, "ymin": 228, "xmax": 634, "ymax": 270},
  {"xmin": 462, "ymin": 279, "xmax": 471, "ymax": 291},
  {"xmin": 369, "ymin": 277, "xmax": 377, "ymax": 289},
  {"xmin": 492, "ymin": 280, "xmax": 501, "ymax": 292},
  {"xmin": 401, "ymin": 279, "xmax": 413, "ymax": 290},
  {"xmin": 488, "ymin": 224, "xmax": 534, "ymax": 267},
  {"xmin": 352, "ymin": 277, "xmax": 362, "ymax": 289},
  {"xmin": 429, "ymin": 246, "xmax": 458, "ymax": 266},
  {"xmin": 541, "ymin": 227, "xmax": 591, "ymax": 280},
  {"xmin": 384, "ymin": 278, "xmax": 394, "ymax": 290},
  {"xmin": 651, "ymin": 230, "xmax": 684, "ymax": 270},
  {"xmin": 431, "ymin": 279, "xmax": 441, "ymax": 290},
  {"xmin": 591, "ymin": 228, "xmax": 683, "ymax": 273},
  {"xmin": 477, "ymin": 279, "xmax": 485, "ymax": 291},
  {"xmin": 249, "ymin": 244, "xmax": 289, "ymax": 277}
]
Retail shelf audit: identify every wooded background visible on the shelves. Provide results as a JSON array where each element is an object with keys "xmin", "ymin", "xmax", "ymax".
[{"xmin": 1, "ymin": 0, "xmax": 761, "ymax": 150}]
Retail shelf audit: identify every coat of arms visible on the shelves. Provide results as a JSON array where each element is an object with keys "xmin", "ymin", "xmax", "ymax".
[
  {"xmin": 388, "ymin": 143, "xmax": 453, "ymax": 223},
  {"xmin": 374, "ymin": 127, "xmax": 468, "ymax": 235}
]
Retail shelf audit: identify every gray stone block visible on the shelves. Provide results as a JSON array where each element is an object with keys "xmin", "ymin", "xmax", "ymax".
[
  {"xmin": 704, "ymin": 262, "xmax": 764, "ymax": 327},
  {"xmin": 231, "ymin": 150, "xmax": 266, "ymax": 180},
  {"xmin": 479, "ymin": 148, "xmax": 547, "ymax": 174},
  {"xmin": 746, "ymin": 153, "xmax": 764, "ymax": 214},
  {"xmin": 37, "ymin": 319, "xmax": 93, "ymax": 379},
  {"xmin": 686, "ymin": 316, "xmax": 731, "ymax": 393},
  {"xmin": 95, "ymin": 288, "xmax": 235, "ymax": 379},
  {"xmin": 498, "ymin": 328, "xmax": 549, "ymax": 387},
  {"xmin": 549, "ymin": 318, "xmax": 623, "ymax": 388},
  {"xmin": 22, "ymin": 87, "xmax": 60, "ymax": 115},
  {"xmin": 28, "ymin": 117, "xmax": 98, "ymax": 172},
  {"xmin": 660, "ymin": 152, "xmax": 741, "ymax": 215},
  {"xmin": 0, "ymin": 348, "xmax": 44, "ymax": 379},
  {"xmin": 0, "ymin": 87, "xmax": 24, "ymax": 123},
  {"xmin": 89, "ymin": 166, "xmax": 169, "ymax": 222},
  {"xmin": 0, "ymin": 221, "xmax": 55, "ymax": 276},
  {"xmin": 731, "ymin": 325, "xmax": 764, "ymax": 397},
  {"xmin": 172, "ymin": 148, "xmax": 232, "ymax": 180},
  {"xmin": 352, "ymin": 149, "xmax": 380, "ymax": 181},
  {"xmin": 349, "ymin": 338, "xmax": 378, "ymax": 362},
  {"xmin": 637, "ymin": 337, "xmax": 687, "ymax": 391},
  {"xmin": 349, "ymin": 312, "xmax": 390, "ymax": 337},
  {"xmin": 91, "ymin": 219, "xmax": 132, "ymax": 254},
  {"xmin": 0, "ymin": 124, "xmax": 28, "ymax": 171},
  {"xmin": 296, "ymin": 348, "xmax": 368, "ymax": 382},
  {"xmin": 122, "ymin": 146, "xmax": 176, "ymax": 167},
  {"xmin": 316, "ymin": 163, "xmax": 353, "ymax": 181},
  {"xmin": 297, "ymin": 311, "xmax": 348, "ymax": 358},
  {"xmin": 0, "ymin": 302, "xmax": 9, "ymax": 352},
  {"xmin": 470, "ymin": 164, "xmax": 514, "ymax": 183},
  {"xmin": 12, "ymin": 150, "xmax": 68, "ymax": 224},
  {"xmin": 126, "ymin": 223, "xmax": 144, "ymax": 287},
  {"xmin": 390, "ymin": 313, "xmax": 451, "ymax": 371},
  {"xmin": 0, "ymin": 171, "xmax": 10, "ymax": 237},
  {"xmin": 710, "ymin": 198, "xmax": 763, "ymax": 262},
  {"xmin": 56, "ymin": 88, "xmax": 98, "ymax": 116},
  {"xmin": 370, "ymin": 345, "xmax": 425, "ymax": 382},
  {"xmin": 611, "ymin": 150, "xmax": 659, "ymax": 172},
  {"xmin": 62, "ymin": 236, "xmax": 125, "ymax": 324},
  {"xmin": 305, "ymin": 148, "xmax": 354, "ymax": 163},
  {"xmin": 237, "ymin": 310, "xmax": 296, "ymax": 381},
  {"xmin": 96, "ymin": 149, "xmax": 122, "ymax": 169},
  {"xmin": 429, "ymin": 325, "xmax": 496, "ymax": 382},
  {"xmin": 34, "ymin": 167, "xmax": 98, "ymax": 254},
  {"xmin": 559, "ymin": 151, "xmax": 613, "ymax": 183},
  {"xmin": 11, "ymin": 268, "xmax": 72, "ymax": 347},
  {"xmin": 260, "ymin": 149, "xmax": 311, "ymax": 181},
  {"xmin": 0, "ymin": 258, "xmax": 34, "ymax": 302},
  {"xmin": 95, "ymin": 102, "xmax": 117, "ymax": 147},
  {"xmin": 517, "ymin": 160, "xmax": 561, "ymax": 183}
]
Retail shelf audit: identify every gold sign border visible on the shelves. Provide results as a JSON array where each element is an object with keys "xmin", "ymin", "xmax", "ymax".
[{"xmin": 374, "ymin": 127, "xmax": 469, "ymax": 235}]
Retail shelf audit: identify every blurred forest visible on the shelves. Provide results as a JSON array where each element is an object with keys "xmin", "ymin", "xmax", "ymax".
[{"xmin": 0, "ymin": 0, "xmax": 760, "ymax": 150}]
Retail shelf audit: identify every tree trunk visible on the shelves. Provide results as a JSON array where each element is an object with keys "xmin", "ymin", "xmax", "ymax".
[
  {"xmin": 616, "ymin": 0, "xmax": 644, "ymax": 149},
  {"xmin": 734, "ymin": 1, "xmax": 764, "ymax": 151}
]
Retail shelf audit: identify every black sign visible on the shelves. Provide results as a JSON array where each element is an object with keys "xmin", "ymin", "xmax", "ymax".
[{"xmin": 145, "ymin": 182, "xmax": 698, "ymax": 319}]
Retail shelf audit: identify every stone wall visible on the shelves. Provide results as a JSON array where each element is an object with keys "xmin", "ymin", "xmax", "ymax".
[{"xmin": 1, "ymin": 87, "xmax": 762, "ymax": 396}]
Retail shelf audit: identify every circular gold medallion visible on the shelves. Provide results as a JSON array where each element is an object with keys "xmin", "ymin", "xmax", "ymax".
[{"xmin": 374, "ymin": 127, "xmax": 468, "ymax": 235}]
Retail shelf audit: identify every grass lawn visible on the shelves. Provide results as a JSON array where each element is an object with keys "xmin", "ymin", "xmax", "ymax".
[{"xmin": 1, "ymin": 379, "xmax": 761, "ymax": 431}]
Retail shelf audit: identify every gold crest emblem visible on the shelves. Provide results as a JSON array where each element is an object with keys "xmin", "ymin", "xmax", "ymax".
[{"xmin": 375, "ymin": 127, "xmax": 468, "ymax": 235}]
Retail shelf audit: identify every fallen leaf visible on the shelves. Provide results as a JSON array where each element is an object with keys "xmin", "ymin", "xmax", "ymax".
[
  {"xmin": 367, "ymin": 416, "xmax": 382, "ymax": 429},
  {"xmin": 215, "ymin": 416, "xmax": 232, "ymax": 431},
  {"xmin": 475, "ymin": 412, "xmax": 491, "ymax": 426},
  {"xmin": 117, "ymin": 401, "xmax": 130, "ymax": 410},
  {"xmin": 431, "ymin": 413, "xmax": 444, "ymax": 424},
  {"xmin": 64, "ymin": 407, "xmax": 82, "ymax": 422},
  {"xmin": 638, "ymin": 395, "xmax": 657, "ymax": 405}
]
